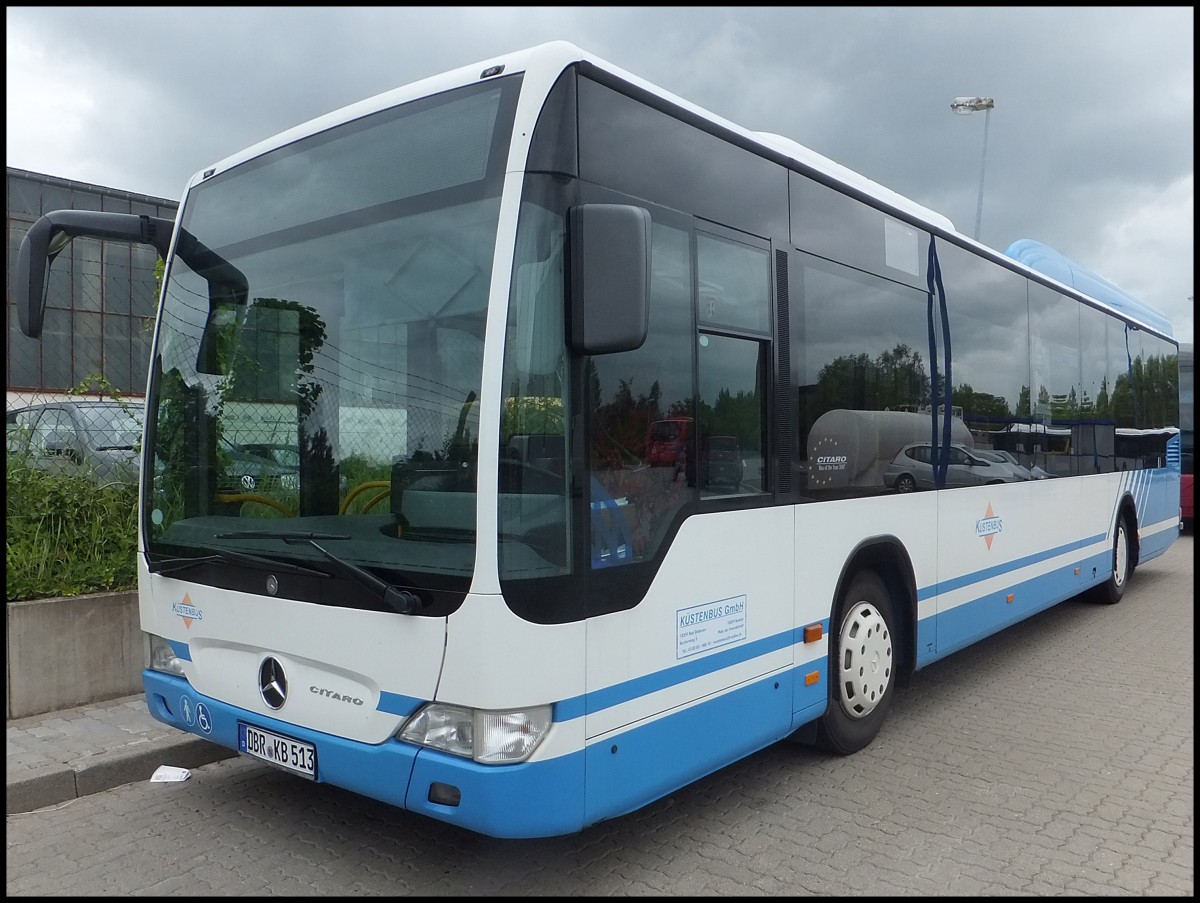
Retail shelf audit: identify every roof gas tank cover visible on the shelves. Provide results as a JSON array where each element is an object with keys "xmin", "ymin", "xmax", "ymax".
[{"xmin": 1004, "ymin": 239, "xmax": 1173, "ymax": 338}]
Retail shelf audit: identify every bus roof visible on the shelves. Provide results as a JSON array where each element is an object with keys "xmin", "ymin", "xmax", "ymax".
[
  {"xmin": 186, "ymin": 40, "xmax": 957, "ymax": 236},
  {"xmin": 188, "ymin": 40, "xmax": 1174, "ymax": 343}
]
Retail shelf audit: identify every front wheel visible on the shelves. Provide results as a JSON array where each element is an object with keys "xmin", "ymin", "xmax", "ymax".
[
  {"xmin": 1091, "ymin": 517, "xmax": 1133, "ymax": 604},
  {"xmin": 815, "ymin": 570, "xmax": 896, "ymax": 755}
]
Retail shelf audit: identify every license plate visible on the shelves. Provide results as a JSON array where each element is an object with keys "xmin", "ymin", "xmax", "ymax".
[{"xmin": 238, "ymin": 722, "xmax": 317, "ymax": 779}]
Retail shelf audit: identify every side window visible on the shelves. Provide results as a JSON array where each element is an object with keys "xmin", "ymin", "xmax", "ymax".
[
  {"xmin": 7, "ymin": 409, "xmax": 35, "ymax": 456},
  {"xmin": 585, "ymin": 217, "xmax": 773, "ymax": 567},
  {"xmin": 1029, "ymin": 282, "xmax": 1081, "ymax": 477},
  {"xmin": 1079, "ymin": 304, "xmax": 1116, "ymax": 473},
  {"xmin": 498, "ymin": 199, "xmax": 572, "ymax": 579},
  {"xmin": 697, "ymin": 232, "xmax": 770, "ymax": 333},
  {"xmin": 32, "ymin": 409, "xmax": 75, "ymax": 458},
  {"xmin": 698, "ymin": 334, "xmax": 767, "ymax": 495},
  {"xmin": 797, "ymin": 253, "xmax": 932, "ymax": 500},
  {"xmin": 587, "ymin": 217, "xmax": 695, "ymax": 566},
  {"xmin": 933, "ymin": 240, "xmax": 1032, "ymax": 488},
  {"xmin": 581, "ymin": 216, "xmax": 773, "ymax": 576},
  {"xmin": 696, "ymin": 226, "xmax": 771, "ymax": 497}
]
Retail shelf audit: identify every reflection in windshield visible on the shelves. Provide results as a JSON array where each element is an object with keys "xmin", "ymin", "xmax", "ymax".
[{"xmin": 146, "ymin": 76, "xmax": 520, "ymax": 587}]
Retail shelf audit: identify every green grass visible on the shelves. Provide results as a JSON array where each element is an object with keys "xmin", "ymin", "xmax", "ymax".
[
  {"xmin": 6, "ymin": 454, "xmax": 138, "ymax": 602},
  {"xmin": 6, "ymin": 446, "xmax": 395, "ymax": 601}
]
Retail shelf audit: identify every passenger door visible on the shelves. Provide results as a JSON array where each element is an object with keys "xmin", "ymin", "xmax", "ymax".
[{"xmin": 583, "ymin": 217, "xmax": 792, "ymax": 822}]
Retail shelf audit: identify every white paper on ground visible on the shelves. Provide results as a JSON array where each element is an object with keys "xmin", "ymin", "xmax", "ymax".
[{"xmin": 150, "ymin": 765, "xmax": 192, "ymax": 782}]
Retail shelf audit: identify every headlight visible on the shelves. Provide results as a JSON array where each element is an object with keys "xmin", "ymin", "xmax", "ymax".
[
  {"xmin": 399, "ymin": 703, "xmax": 551, "ymax": 764},
  {"xmin": 147, "ymin": 633, "xmax": 186, "ymax": 676}
]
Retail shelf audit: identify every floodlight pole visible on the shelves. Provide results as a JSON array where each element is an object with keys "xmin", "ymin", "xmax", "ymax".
[{"xmin": 950, "ymin": 96, "xmax": 995, "ymax": 241}]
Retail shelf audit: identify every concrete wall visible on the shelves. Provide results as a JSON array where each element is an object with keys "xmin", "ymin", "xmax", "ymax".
[{"xmin": 6, "ymin": 591, "xmax": 144, "ymax": 720}]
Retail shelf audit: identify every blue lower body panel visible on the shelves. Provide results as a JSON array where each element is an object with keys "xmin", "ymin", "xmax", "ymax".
[
  {"xmin": 143, "ymin": 666, "xmax": 806, "ymax": 838},
  {"xmin": 142, "ymin": 670, "xmax": 589, "ymax": 838}
]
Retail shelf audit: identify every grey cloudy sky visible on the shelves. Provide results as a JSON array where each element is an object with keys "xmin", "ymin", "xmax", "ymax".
[{"xmin": 6, "ymin": 6, "xmax": 1194, "ymax": 344}]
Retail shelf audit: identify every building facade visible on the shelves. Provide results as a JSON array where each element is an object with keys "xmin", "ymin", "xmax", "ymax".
[{"xmin": 6, "ymin": 167, "xmax": 177, "ymax": 410}]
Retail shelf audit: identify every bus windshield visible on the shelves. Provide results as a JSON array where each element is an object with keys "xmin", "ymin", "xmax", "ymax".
[{"xmin": 145, "ymin": 76, "xmax": 520, "ymax": 586}]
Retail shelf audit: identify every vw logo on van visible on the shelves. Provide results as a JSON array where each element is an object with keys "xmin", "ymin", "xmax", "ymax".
[{"xmin": 258, "ymin": 656, "xmax": 288, "ymax": 709}]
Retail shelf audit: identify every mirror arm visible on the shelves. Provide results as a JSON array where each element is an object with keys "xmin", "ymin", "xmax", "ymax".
[{"xmin": 17, "ymin": 211, "xmax": 176, "ymax": 338}]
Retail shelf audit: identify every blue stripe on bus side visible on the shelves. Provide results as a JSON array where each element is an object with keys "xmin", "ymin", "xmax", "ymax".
[
  {"xmin": 571, "ymin": 540, "xmax": 1097, "ymax": 718},
  {"xmin": 916, "ymin": 532, "xmax": 1107, "ymax": 601},
  {"xmin": 412, "ymin": 667, "xmax": 826, "ymax": 836},
  {"xmin": 561, "ymin": 526, "xmax": 1119, "ymax": 725},
  {"xmin": 555, "ymin": 623, "xmax": 828, "ymax": 723},
  {"xmin": 580, "ymin": 670, "xmax": 796, "ymax": 829},
  {"xmin": 1127, "ymin": 468, "xmax": 1178, "ymax": 529},
  {"xmin": 1138, "ymin": 526, "xmax": 1177, "ymax": 563},
  {"xmin": 377, "ymin": 691, "xmax": 423, "ymax": 717},
  {"xmin": 923, "ymin": 546, "xmax": 1113, "ymax": 662},
  {"xmin": 1126, "ymin": 470, "xmax": 1146, "ymax": 522}
]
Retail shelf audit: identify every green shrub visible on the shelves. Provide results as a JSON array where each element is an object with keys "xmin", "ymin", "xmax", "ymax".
[{"xmin": 6, "ymin": 452, "xmax": 138, "ymax": 602}]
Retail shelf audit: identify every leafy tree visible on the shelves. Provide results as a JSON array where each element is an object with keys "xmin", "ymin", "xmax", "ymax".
[{"xmin": 805, "ymin": 343, "xmax": 931, "ymax": 437}]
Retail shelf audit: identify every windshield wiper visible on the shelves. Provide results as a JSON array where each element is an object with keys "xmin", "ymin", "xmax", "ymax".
[
  {"xmin": 148, "ymin": 547, "xmax": 332, "ymax": 578},
  {"xmin": 217, "ymin": 530, "xmax": 422, "ymax": 615},
  {"xmin": 147, "ymin": 553, "xmax": 225, "ymax": 576},
  {"xmin": 217, "ymin": 530, "xmax": 352, "ymax": 541}
]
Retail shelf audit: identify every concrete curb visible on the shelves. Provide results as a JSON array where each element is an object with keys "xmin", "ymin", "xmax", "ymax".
[{"xmin": 6, "ymin": 734, "xmax": 237, "ymax": 815}]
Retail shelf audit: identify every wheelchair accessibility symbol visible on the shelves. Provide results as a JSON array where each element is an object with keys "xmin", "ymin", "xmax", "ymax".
[{"xmin": 179, "ymin": 695, "xmax": 213, "ymax": 734}]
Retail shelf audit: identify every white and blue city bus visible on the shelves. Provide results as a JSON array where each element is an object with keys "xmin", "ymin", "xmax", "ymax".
[{"xmin": 16, "ymin": 42, "xmax": 1181, "ymax": 838}]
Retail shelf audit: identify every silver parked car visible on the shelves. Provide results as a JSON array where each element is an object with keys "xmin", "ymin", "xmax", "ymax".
[
  {"xmin": 979, "ymin": 448, "xmax": 1051, "ymax": 480},
  {"xmin": 882, "ymin": 442, "xmax": 1025, "ymax": 493},
  {"xmin": 6, "ymin": 400, "xmax": 142, "ymax": 484}
]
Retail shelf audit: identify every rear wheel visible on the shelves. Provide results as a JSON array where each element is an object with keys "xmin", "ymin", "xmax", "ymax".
[
  {"xmin": 895, "ymin": 474, "xmax": 917, "ymax": 493},
  {"xmin": 1091, "ymin": 516, "xmax": 1133, "ymax": 604},
  {"xmin": 815, "ymin": 571, "xmax": 896, "ymax": 755}
]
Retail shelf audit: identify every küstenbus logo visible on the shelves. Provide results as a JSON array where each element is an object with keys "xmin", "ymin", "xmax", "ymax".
[
  {"xmin": 975, "ymin": 503, "xmax": 1002, "ymax": 550},
  {"xmin": 172, "ymin": 594, "xmax": 203, "ymax": 627}
]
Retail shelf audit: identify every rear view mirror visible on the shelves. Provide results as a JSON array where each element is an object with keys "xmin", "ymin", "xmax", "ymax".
[
  {"xmin": 568, "ymin": 203, "xmax": 651, "ymax": 355},
  {"xmin": 16, "ymin": 211, "xmax": 175, "ymax": 338}
]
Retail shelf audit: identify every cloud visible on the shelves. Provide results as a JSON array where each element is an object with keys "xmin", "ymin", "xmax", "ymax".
[{"xmin": 5, "ymin": 6, "xmax": 1193, "ymax": 342}]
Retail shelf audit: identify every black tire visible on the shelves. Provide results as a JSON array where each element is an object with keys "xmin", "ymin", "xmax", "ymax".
[
  {"xmin": 815, "ymin": 570, "xmax": 896, "ymax": 755},
  {"xmin": 895, "ymin": 474, "xmax": 917, "ymax": 493},
  {"xmin": 1091, "ymin": 516, "xmax": 1133, "ymax": 605}
]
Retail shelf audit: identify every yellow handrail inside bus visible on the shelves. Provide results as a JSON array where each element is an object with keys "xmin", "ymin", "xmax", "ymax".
[
  {"xmin": 361, "ymin": 489, "xmax": 391, "ymax": 514},
  {"xmin": 214, "ymin": 492, "xmax": 295, "ymax": 518},
  {"xmin": 340, "ymin": 480, "xmax": 391, "ymax": 515}
]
